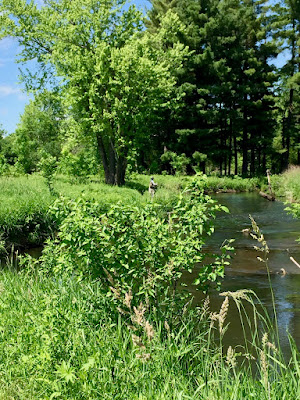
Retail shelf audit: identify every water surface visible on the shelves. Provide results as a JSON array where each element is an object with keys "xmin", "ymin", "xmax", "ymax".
[{"xmin": 191, "ymin": 193, "xmax": 300, "ymax": 353}]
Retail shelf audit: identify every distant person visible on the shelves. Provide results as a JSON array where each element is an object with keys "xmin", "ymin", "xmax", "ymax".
[{"xmin": 149, "ymin": 177, "xmax": 157, "ymax": 198}]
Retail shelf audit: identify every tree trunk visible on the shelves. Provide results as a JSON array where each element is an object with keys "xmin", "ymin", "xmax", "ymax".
[
  {"xmin": 228, "ymin": 119, "xmax": 233, "ymax": 175},
  {"xmin": 242, "ymin": 104, "xmax": 248, "ymax": 176},
  {"xmin": 257, "ymin": 147, "xmax": 261, "ymax": 174},
  {"xmin": 262, "ymin": 149, "xmax": 266, "ymax": 172},
  {"xmin": 284, "ymin": 18, "xmax": 296, "ymax": 169},
  {"xmin": 285, "ymin": 87, "xmax": 294, "ymax": 166},
  {"xmin": 242, "ymin": 129, "xmax": 248, "ymax": 176},
  {"xmin": 96, "ymin": 133, "xmax": 127, "ymax": 185},
  {"xmin": 234, "ymin": 134, "xmax": 238, "ymax": 175},
  {"xmin": 250, "ymin": 135, "xmax": 255, "ymax": 176},
  {"xmin": 116, "ymin": 155, "xmax": 127, "ymax": 186}
]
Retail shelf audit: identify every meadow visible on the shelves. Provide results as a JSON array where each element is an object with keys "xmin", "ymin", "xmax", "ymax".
[
  {"xmin": 0, "ymin": 173, "xmax": 260, "ymax": 251},
  {"xmin": 270, "ymin": 166, "xmax": 300, "ymax": 202},
  {"xmin": 0, "ymin": 168, "xmax": 299, "ymax": 253}
]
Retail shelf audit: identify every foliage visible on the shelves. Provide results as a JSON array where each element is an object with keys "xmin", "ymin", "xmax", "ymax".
[
  {"xmin": 192, "ymin": 151, "xmax": 208, "ymax": 173},
  {"xmin": 160, "ymin": 151, "xmax": 190, "ymax": 175},
  {"xmin": 0, "ymin": 172, "xmax": 261, "ymax": 250},
  {"xmin": 57, "ymin": 132, "xmax": 100, "ymax": 178},
  {"xmin": 38, "ymin": 153, "xmax": 58, "ymax": 196},
  {"xmin": 272, "ymin": 0, "xmax": 300, "ymax": 170},
  {"xmin": 36, "ymin": 176, "xmax": 230, "ymax": 320},
  {"xmin": 268, "ymin": 166, "xmax": 300, "ymax": 202},
  {"xmin": 13, "ymin": 91, "xmax": 62, "ymax": 173},
  {"xmin": 146, "ymin": 0, "xmax": 278, "ymax": 176},
  {"xmin": 0, "ymin": 174, "xmax": 143, "ymax": 249},
  {"xmin": 0, "ymin": 0, "xmax": 188, "ymax": 185},
  {"xmin": 0, "ymin": 1, "xmax": 299, "ymax": 178}
]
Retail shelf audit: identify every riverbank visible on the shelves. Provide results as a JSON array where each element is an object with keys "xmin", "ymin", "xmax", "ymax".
[
  {"xmin": 0, "ymin": 173, "xmax": 259, "ymax": 251},
  {"xmin": 0, "ymin": 268, "xmax": 299, "ymax": 399},
  {"xmin": 269, "ymin": 166, "xmax": 300, "ymax": 203},
  {"xmin": 1, "ymin": 174, "xmax": 300, "ymax": 399},
  {"xmin": 1, "ymin": 170, "xmax": 299, "ymax": 252}
]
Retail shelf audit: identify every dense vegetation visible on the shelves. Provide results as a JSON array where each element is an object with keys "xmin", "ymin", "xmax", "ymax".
[
  {"xmin": 0, "ymin": 177, "xmax": 299, "ymax": 399},
  {"xmin": 0, "ymin": 268, "xmax": 299, "ymax": 400},
  {"xmin": 0, "ymin": 0, "xmax": 299, "ymax": 183},
  {"xmin": 0, "ymin": 167, "xmax": 299, "ymax": 252},
  {"xmin": 0, "ymin": 0, "xmax": 299, "ymax": 398},
  {"xmin": 0, "ymin": 172, "xmax": 263, "ymax": 251}
]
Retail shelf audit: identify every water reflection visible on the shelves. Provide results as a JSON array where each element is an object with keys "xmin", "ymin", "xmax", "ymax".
[{"xmin": 192, "ymin": 193, "xmax": 300, "ymax": 354}]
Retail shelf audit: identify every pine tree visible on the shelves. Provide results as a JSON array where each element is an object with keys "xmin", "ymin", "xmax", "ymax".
[
  {"xmin": 273, "ymin": 0, "xmax": 300, "ymax": 168},
  {"xmin": 146, "ymin": 0, "xmax": 278, "ymax": 175}
]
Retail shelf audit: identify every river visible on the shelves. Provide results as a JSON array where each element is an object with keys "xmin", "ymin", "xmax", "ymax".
[
  {"xmin": 2, "ymin": 192, "xmax": 300, "ymax": 354},
  {"xmin": 186, "ymin": 193, "xmax": 300, "ymax": 354}
]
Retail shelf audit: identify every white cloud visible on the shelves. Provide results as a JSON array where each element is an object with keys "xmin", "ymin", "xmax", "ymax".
[
  {"xmin": 0, "ymin": 84, "xmax": 29, "ymax": 101},
  {"xmin": 0, "ymin": 84, "xmax": 20, "ymax": 97}
]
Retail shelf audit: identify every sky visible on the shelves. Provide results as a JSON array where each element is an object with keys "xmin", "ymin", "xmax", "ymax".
[{"xmin": 0, "ymin": 0, "xmax": 287, "ymax": 136}]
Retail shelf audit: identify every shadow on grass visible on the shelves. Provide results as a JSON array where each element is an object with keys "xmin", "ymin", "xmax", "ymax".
[{"xmin": 125, "ymin": 180, "xmax": 148, "ymax": 194}]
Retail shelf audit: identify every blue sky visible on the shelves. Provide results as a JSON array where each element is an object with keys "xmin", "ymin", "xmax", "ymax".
[
  {"xmin": 0, "ymin": 37, "xmax": 31, "ymax": 134},
  {"xmin": 0, "ymin": 0, "xmax": 287, "ymax": 135}
]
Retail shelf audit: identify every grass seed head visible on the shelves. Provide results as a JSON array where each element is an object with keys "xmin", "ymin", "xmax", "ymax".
[
  {"xmin": 219, "ymin": 296, "xmax": 229, "ymax": 334},
  {"xmin": 145, "ymin": 320, "xmax": 155, "ymax": 341},
  {"xmin": 132, "ymin": 334, "xmax": 145, "ymax": 349},
  {"xmin": 136, "ymin": 353, "xmax": 151, "ymax": 361},
  {"xmin": 132, "ymin": 303, "xmax": 146, "ymax": 326},
  {"xmin": 124, "ymin": 289, "xmax": 132, "ymax": 309},
  {"xmin": 226, "ymin": 346, "xmax": 237, "ymax": 368},
  {"xmin": 164, "ymin": 320, "xmax": 170, "ymax": 331},
  {"xmin": 260, "ymin": 349, "xmax": 269, "ymax": 388}
]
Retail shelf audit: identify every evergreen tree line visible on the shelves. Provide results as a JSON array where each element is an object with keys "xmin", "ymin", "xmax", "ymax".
[
  {"xmin": 143, "ymin": 0, "xmax": 300, "ymax": 176},
  {"xmin": 0, "ymin": 0, "xmax": 299, "ymax": 181}
]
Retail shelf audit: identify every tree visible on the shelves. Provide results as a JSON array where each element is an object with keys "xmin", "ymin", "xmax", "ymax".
[
  {"xmin": 0, "ymin": 0, "xmax": 187, "ymax": 185},
  {"xmin": 0, "ymin": 124, "xmax": 4, "ymax": 150},
  {"xmin": 146, "ymin": 0, "xmax": 278, "ymax": 176},
  {"xmin": 273, "ymin": 0, "xmax": 300, "ymax": 168},
  {"xmin": 14, "ymin": 90, "xmax": 63, "ymax": 173}
]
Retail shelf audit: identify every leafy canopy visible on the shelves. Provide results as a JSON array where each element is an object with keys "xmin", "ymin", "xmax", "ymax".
[{"xmin": 0, "ymin": 0, "xmax": 189, "ymax": 184}]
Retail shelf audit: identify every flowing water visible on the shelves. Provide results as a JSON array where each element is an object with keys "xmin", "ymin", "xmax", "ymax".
[
  {"xmin": 186, "ymin": 193, "xmax": 300, "ymax": 354},
  {"xmin": 2, "ymin": 192, "xmax": 299, "ymax": 354}
]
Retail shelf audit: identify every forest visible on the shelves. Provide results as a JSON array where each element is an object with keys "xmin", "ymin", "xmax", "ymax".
[
  {"xmin": 0, "ymin": 0, "xmax": 300, "ymax": 399},
  {"xmin": 0, "ymin": 0, "xmax": 299, "ymax": 184}
]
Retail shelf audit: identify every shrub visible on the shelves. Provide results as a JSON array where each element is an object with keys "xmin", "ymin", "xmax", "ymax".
[{"xmin": 35, "ymin": 176, "xmax": 231, "ymax": 320}]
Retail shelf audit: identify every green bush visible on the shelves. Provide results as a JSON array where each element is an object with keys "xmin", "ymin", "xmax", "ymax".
[{"xmin": 36, "ymin": 177, "xmax": 230, "ymax": 320}]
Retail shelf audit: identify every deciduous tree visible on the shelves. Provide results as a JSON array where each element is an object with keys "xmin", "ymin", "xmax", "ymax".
[{"xmin": 0, "ymin": 0, "xmax": 188, "ymax": 184}]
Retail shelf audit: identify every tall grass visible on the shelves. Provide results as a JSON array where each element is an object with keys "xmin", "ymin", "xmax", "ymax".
[
  {"xmin": 0, "ymin": 173, "xmax": 259, "ymax": 250},
  {"xmin": 0, "ymin": 174, "xmax": 144, "ymax": 249},
  {"xmin": 0, "ymin": 202, "xmax": 299, "ymax": 399},
  {"xmin": 0, "ymin": 267, "xmax": 299, "ymax": 399},
  {"xmin": 269, "ymin": 166, "xmax": 300, "ymax": 202},
  {"xmin": 131, "ymin": 173, "xmax": 259, "ymax": 194}
]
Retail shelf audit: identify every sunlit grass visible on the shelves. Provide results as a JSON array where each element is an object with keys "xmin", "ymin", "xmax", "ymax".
[
  {"xmin": 270, "ymin": 166, "xmax": 300, "ymax": 202},
  {"xmin": 0, "ymin": 173, "xmax": 259, "ymax": 249},
  {"xmin": 0, "ymin": 268, "xmax": 299, "ymax": 399}
]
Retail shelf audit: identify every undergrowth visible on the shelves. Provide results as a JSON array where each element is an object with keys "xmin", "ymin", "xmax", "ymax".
[
  {"xmin": 0, "ymin": 268, "xmax": 299, "ymax": 399},
  {"xmin": 0, "ymin": 176, "xmax": 299, "ymax": 399},
  {"xmin": 0, "ymin": 173, "xmax": 259, "ymax": 251},
  {"xmin": 269, "ymin": 166, "xmax": 300, "ymax": 202}
]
